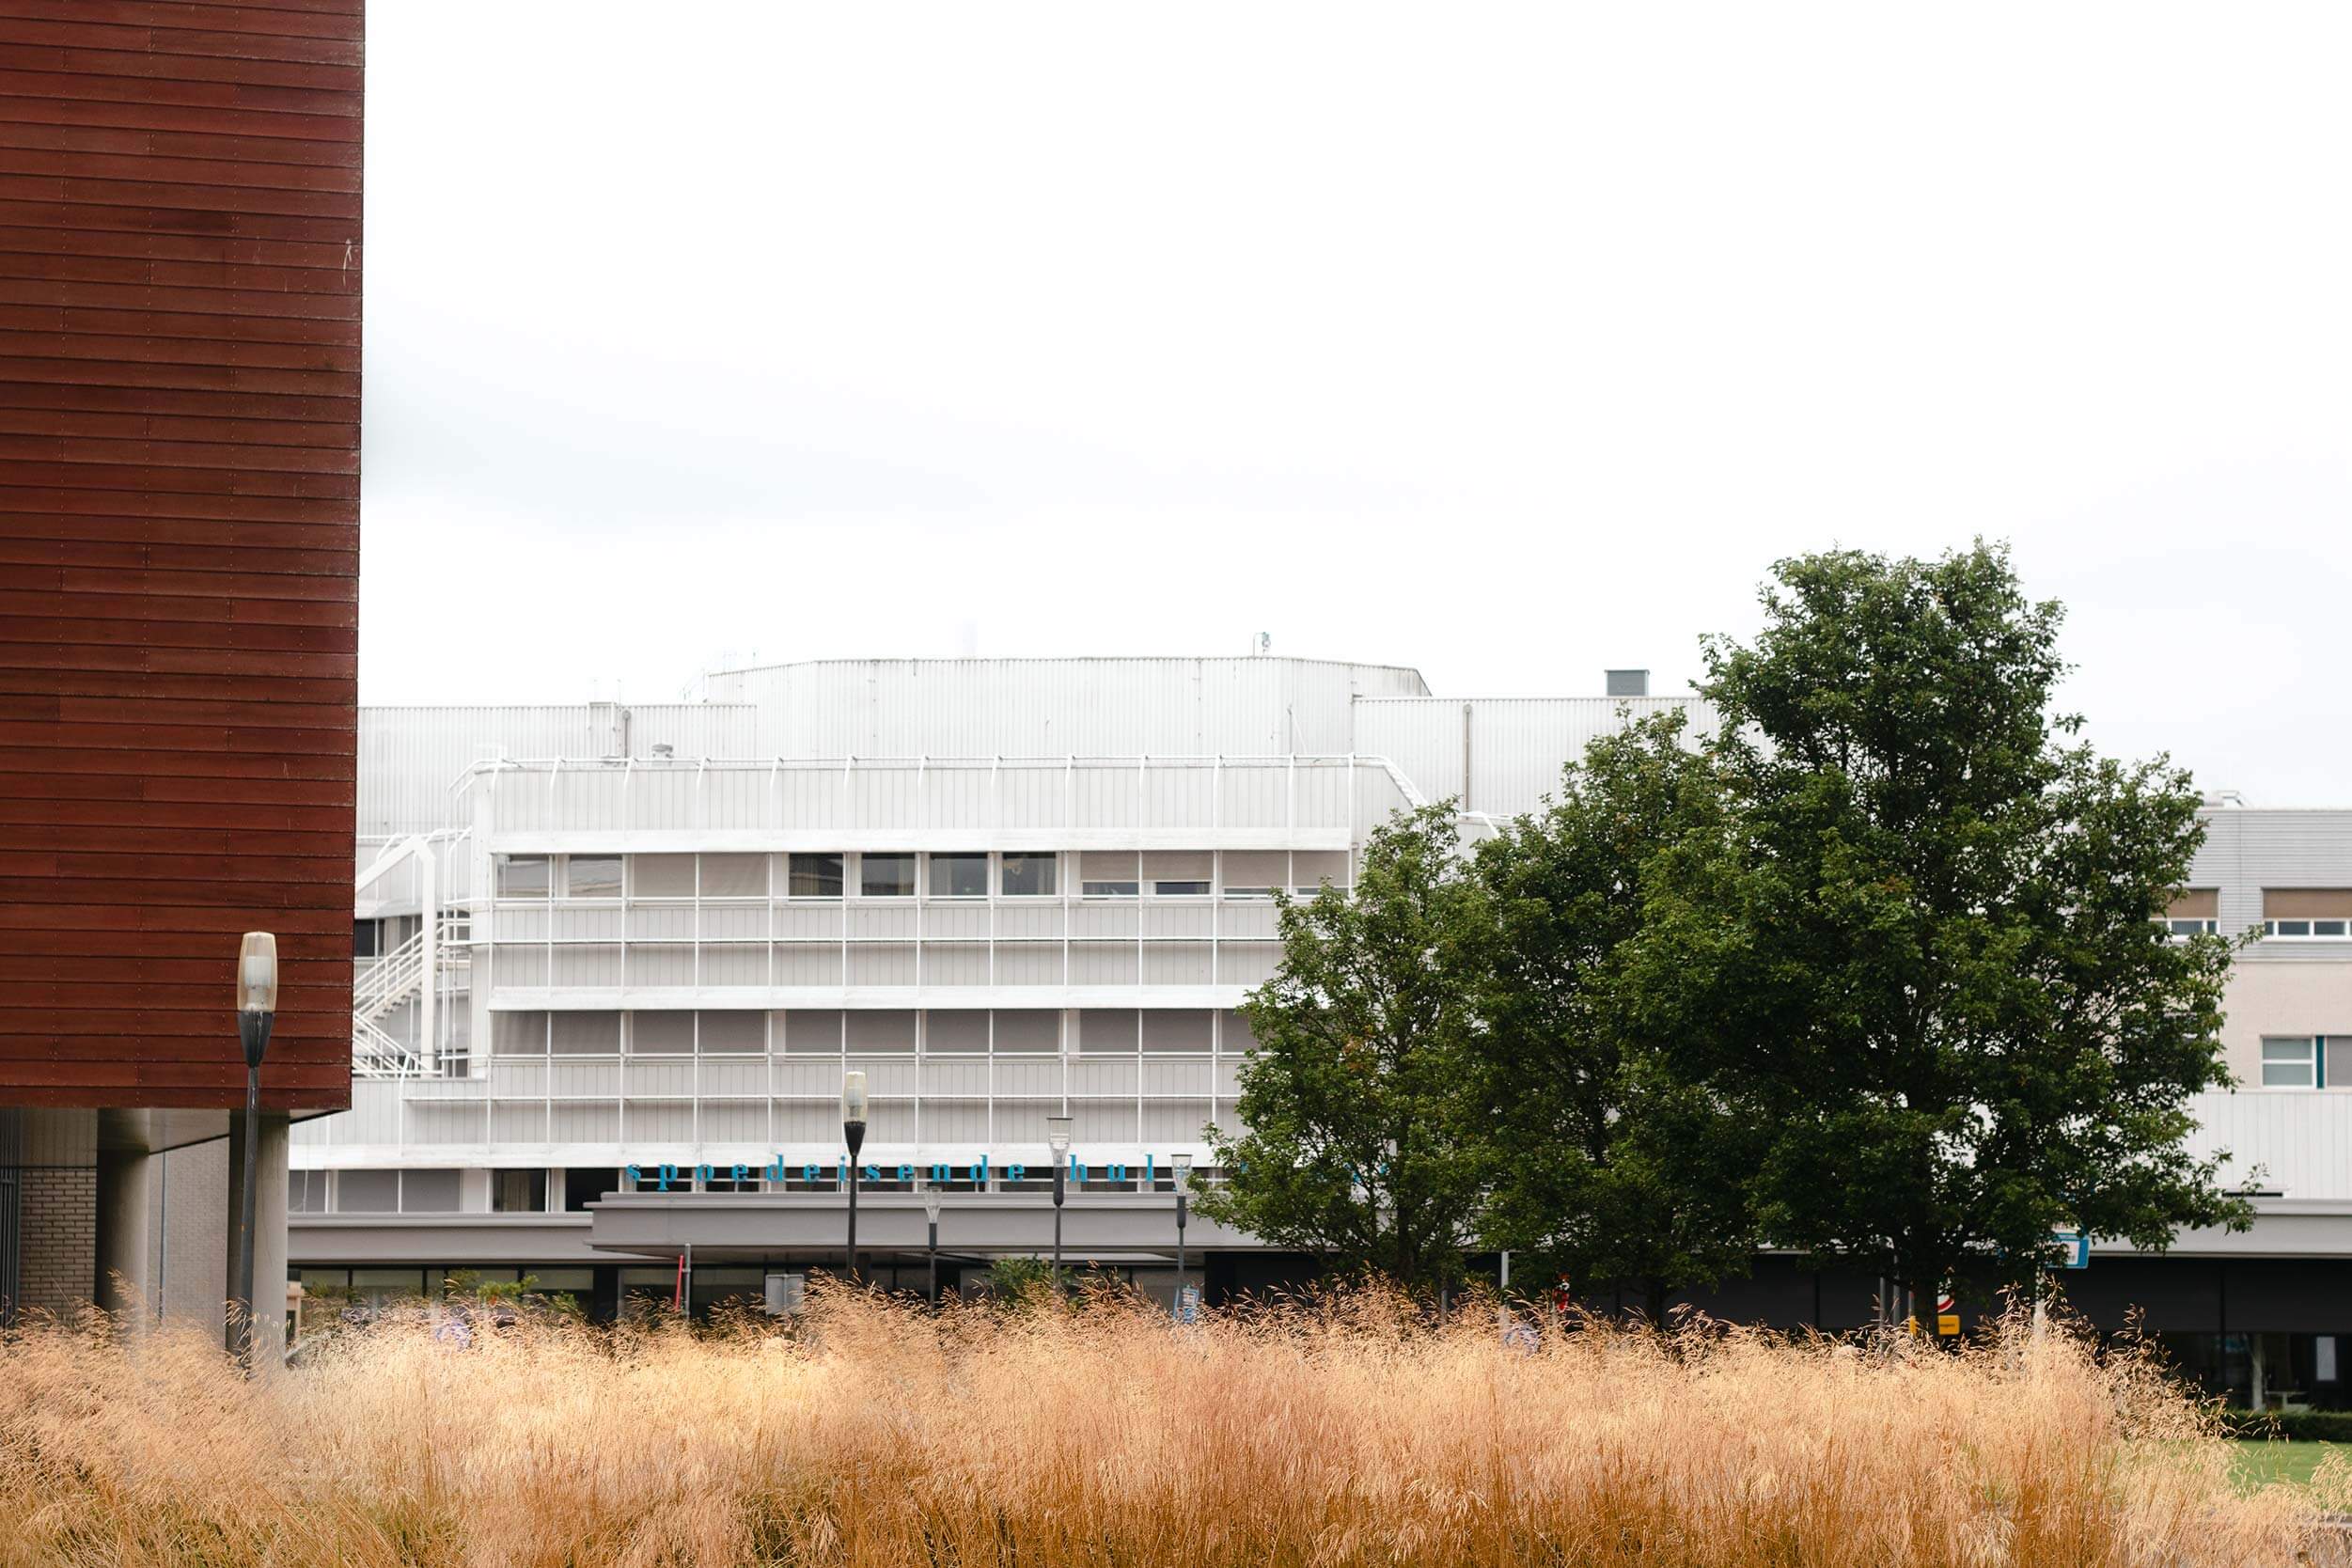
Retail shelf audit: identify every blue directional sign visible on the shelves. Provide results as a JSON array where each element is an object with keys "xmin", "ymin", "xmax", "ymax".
[{"xmin": 2051, "ymin": 1231, "xmax": 2091, "ymax": 1269}]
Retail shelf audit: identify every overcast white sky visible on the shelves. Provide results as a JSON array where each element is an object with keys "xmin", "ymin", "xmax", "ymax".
[{"xmin": 359, "ymin": 4, "xmax": 2350, "ymax": 803}]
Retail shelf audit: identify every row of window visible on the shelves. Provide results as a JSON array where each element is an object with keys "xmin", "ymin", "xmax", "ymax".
[
  {"xmin": 495, "ymin": 851, "xmax": 1347, "ymax": 902},
  {"xmin": 2158, "ymin": 917, "xmax": 2352, "ymax": 940},
  {"xmin": 296, "ymin": 1264, "xmax": 596, "ymax": 1306},
  {"xmin": 486, "ymin": 941, "xmax": 1284, "ymax": 991},
  {"xmin": 291, "ymin": 1162, "xmax": 1202, "ymax": 1215},
  {"xmin": 490, "ymin": 1007, "xmax": 1259, "ymax": 1057},
  {"xmin": 2162, "ymin": 888, "xmax": 2352, "ymax": 940},
  {"xmin": 293, "ymin": 1168, "xmax": 611, "ymax": 1215},
  {"xmin": 2267, "ymin": 919, "xmax": 2352, "ymax": 939},
  {"xmin": 2259, "ymin": 1036, "xmax": 2352, "ymax": 1088}
]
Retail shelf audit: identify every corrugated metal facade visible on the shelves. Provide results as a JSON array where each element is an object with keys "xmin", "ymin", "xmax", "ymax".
[
  {"xmin": 2190, "ymin": 808, "xmax": 2352, "ymax": 946},
  {"xmin": 702, "ymin": 657, "xmax": 1429, "ymax": 759},
  {"xmin": 2187, "ymin": 1090, "xmax": 2352, "ymax": 1200},
  {"xmin": 1353, "ymin": 695, "xmax": 1721, "ymax": 817},
  {"xmin": 0, "ymin": 2, "xmax": 364, "ymax": 1114}
]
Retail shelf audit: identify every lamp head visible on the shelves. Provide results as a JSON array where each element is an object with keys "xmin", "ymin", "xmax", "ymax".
[
  {"xmin": 841, "ymin": 1070, "xmax": 869, "ymax": 1126},
  {"xmin": 924, "ymin": 1188, "xmax": 941, "ymax": 1224},
  {"xmin": 1171, "ymin": 1152, "xmax": 1194, "ymax": 1190},
  {"xmin": 1044, "ymin": 1115, "xmax": 1073, "ymax": 1156},
  {"xmin": 236, "ymin": 932, "xmax": 279, "ymax": 1015}
]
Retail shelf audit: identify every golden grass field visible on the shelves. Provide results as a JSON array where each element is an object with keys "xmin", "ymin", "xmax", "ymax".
[{"xmin": 0, "ymin": 1287, "xmax": 2336, "ymax": 1567}]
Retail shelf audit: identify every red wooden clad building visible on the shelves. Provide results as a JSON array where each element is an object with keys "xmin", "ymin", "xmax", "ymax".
[{"xmin": 0, "ymin": 0, "xmax": 361, "ymax": 1334}]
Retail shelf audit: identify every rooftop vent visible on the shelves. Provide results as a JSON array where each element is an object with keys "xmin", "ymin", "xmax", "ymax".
[{"xmin": 1605, "ymin": 668, "xmax": 1650, "ymax": 698}]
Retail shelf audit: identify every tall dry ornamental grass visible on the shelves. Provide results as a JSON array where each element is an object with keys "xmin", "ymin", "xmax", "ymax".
[{"xmin": 0, "ymin": 1287, "xmax": 2329, "ymax": 1567}]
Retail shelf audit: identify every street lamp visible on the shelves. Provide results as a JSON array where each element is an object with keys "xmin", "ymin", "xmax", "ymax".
[
  {"xmin": 1045, "ymin": 1114, "xmax": 1074, "ymax": 1291},
  {"xmin": 232, "ymin": 932, "xmax": 277, "ymax": 1372},
  {"xmin": 841, "ymin": 1071, "xmax": 868, "ymax": 1285},
  {"xmin": 925, "ymin": 1186, "xmax": 942, "ymax": 1308},
  {"xmin": 1171, "ymin": 1152, "xmax": 1193, "ymax": 1322}
]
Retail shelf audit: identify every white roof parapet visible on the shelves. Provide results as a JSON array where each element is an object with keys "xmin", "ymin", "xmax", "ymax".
[{"xmin": 438, "ymin": 753, "xmax": 1420, "ymax": 853}]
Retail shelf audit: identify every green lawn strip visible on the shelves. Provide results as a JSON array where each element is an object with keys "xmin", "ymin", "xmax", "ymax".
[{"xmin": 2232, "ymin": 1440, "xmax": 2338, "ymax": 1492}]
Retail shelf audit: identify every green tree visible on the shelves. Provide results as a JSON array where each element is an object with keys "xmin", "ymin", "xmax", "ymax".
[
  {"xmin": 1637, "ymin": 541, "xmax": 2249, "ymax": 1315},
  {"xmin": 1469, "ymin": 711, "xmax": 1764, "ymax": 1320},
  {"xmin": 1195, "ymin": 804, "xmax": 1487, "ymax": 1292}
]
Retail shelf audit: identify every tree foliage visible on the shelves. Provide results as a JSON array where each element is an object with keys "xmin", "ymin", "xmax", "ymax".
[
  {"xmin": 1466, "ymin": 710, "xmax": 1764, "ymax": 1316},
  {"xmin": 1635, "ymin": 541, "xmax": 2249, "ymax": 1307},
  {"xmin": 1195, "ymin": 805, "xmax": 1487, "ymax": 1291},
  {"xmin": 1205, "ymin": 541, "xmax": 2247, "ymax": 1313}
]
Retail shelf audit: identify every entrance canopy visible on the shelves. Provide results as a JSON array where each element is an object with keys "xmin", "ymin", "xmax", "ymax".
[{"xmin": 587, "ymin": 1189, "xmax": 1262, "ymax": 1264}]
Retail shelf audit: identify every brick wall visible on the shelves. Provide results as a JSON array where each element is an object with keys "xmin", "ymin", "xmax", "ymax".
[{"xmin": 18, "ymin": 1167, "xmax": 96, "ymax": 1317}]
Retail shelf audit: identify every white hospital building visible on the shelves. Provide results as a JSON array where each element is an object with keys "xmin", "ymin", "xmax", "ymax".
[{"xmin": 295, "ymin": 656, "xmax": 2352, "ymax": 1407}]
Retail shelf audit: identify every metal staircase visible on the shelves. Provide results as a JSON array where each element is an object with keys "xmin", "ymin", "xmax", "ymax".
[
  {"xmin": 352, "ymin": 911, "xmax": 471, "ymax": 1078},
  {"xmin": 351, "ymin": 832, "xmax": 472, "ymax": 1079}
]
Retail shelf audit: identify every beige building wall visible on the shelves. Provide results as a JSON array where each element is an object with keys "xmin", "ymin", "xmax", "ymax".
[{"xmin": 2218, "ymin": 960, "xmax": 2352, "ymax": 1085}]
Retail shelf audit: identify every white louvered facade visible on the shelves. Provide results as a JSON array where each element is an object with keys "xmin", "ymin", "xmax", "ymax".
[{"xmin": 306, "ymin": 658, "xmax": 1547, "ymax": 1220}]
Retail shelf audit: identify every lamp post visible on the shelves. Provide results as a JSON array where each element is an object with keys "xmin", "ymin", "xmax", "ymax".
[
  {"xmin": 1045, "ymin": 1114, "xmax": 1073, "ymax": 1291},
  {"xmin": 1171, "ymin": 1152, "xmax": 1193, "ymax": 1322},
  {"xmin": 925, "ymin": 1187, "xmax": 942, "ymax": 1308},
  {"xmin": 841, "ymin": 1071, "xmax": 867, "ymax": 1285},
  {"xmin": 232, "ymin": 933, "xmax": 277, "ymax": 1373}
]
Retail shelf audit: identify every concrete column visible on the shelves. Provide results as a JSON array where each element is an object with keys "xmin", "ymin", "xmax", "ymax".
[
  {"xmin": 94, "ymin": 1148, "xmax": 151, "ymax": 1322},
  {"xmin": 157, "ymin": 1139, "xmax": 228, "ymax": 1330},
  {"xmin": 223, "ymin": 1111, "xmax": 290, "ymax": 1367}
]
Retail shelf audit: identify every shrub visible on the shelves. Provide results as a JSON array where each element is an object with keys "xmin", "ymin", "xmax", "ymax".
[{"xmin": 2220, "ymin": 1407, "xmax": 2352, "ymax": 1443}]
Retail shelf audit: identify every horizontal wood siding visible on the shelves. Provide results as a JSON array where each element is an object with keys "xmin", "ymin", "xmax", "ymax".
[{"xmin": 0, "ymin": 0, "xmax": 358, "ymax": 1112}]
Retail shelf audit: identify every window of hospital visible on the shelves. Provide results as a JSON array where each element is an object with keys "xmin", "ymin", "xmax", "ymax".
[
  {"xmin": 931, "ymin": 854, "xmax": 989, "ymax": 899},
  {"xmin": 1080, "ymin": 851, "xmax": 1139, "ymax": 897},
  {"xmin": 789, "ymin": 854, "xmax": 843, "ymax": 899},
  {"xmin": 335, "ymin": 1170, "xmax": 398, "ymax": 1213},
  {"xmin": 1001, "ymin": 854, "xmax": 1057, "ymax": 897},
  {"xmin": 2262, "ymin": 1037, "xmax": 2319, "ymax": 1088},
  {"xmin": 926, "ymin": 1011, "xmax": 990, "ymax": 1053},
  {"xmin": 697, "ymin": 1011, "xmax": 766, "ymax": 1054},
  {"xmin": 861, "ymin": 853, "xmax": 917, "ymax": 898},
  {"xmin": 493, "ymin": 1169, "xmax": 548, "ymax": 1213},
  {"xmin": 2264, "ymin": 890, "xmax": 2352, "ymax": 939},
  {"xmin": 564, "ymin": 1168, "xmax": 621, "ymax": 1212},
  {"xmin": 493, "ymin": 1011, "xmax": 549, "ymax": 1055},
  {"xmin": 993, "ymin": 1010, "xmax": 1061, "ymax": 1054},
  {"xmin": 565, "ymin": 855, "xmax": 622, "ymax": 899},
  {"xmin": 633, "ymin": 855, "xmax": 695, "ymax": 898},
  {"xmin": 629, "ymin": 1011, "xmax": 694, "ymax": 1054},
  {"xmin": 2159, "ymin": 889, "xmax": 2218, "ymax": 938},
  {"xmin": 551, "ymin": 1012, "xmax": 620, "ymax": 1055},
  {"xmin": 288, "ymin": 1169, "xmax": 329, "ymax": 1213},
  {"xmin": 1220, "ymin": 853, "xmax": 1285, "ymax": 899},
  {"xmin": 1143, "ymin": 852, "xmax": 1211, "ymax": 897},
  {"xmin": 700, "ymin": 854, "xmax": 769, "ymax": 898},
  {"xmin": 847, "ymin": 1010, "xmax": 917, "ymax": 1052}
]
